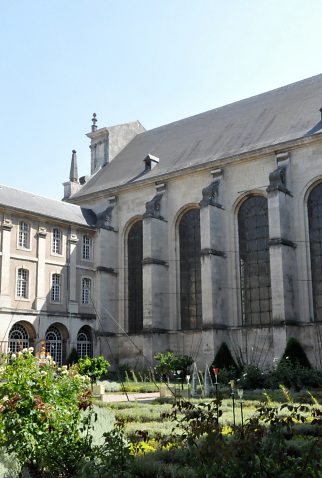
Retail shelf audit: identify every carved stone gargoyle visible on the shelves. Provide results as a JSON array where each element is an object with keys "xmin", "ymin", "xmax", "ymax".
[
  {"xmin": 267, "ymin": 165, "xmax": 290, "ymax": 194},
  {"xmin": 143, "ymin": 192, "xmax": 164, "ymax": 219},
  {"xmin": 199, "ymin": 179, "xmax": 222, "ymax": 207},
  {"xmin": 95, "ymin": 204, "xmax": 115, "ymax": 229}
]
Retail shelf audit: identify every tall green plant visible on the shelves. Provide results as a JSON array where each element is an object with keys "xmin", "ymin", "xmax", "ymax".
[
  {"xmin": 78, "ymin": 355, "xmax": 110, "ymax": 384},
  {"xmin": 0, "ymin": 349, "xmax": 93, "ymax": 477}
]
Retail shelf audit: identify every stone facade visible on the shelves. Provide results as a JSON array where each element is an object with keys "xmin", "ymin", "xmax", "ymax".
[{"xmin": 2, "ymin": 74, "xmax": 322, "ymax": 369}]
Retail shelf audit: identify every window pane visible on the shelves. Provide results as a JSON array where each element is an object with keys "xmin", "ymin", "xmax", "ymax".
[
  {"xmin": 238, "ymin": 196, "xmax": 271, "ymax": 326},
  {"xmin": 128, "ymin": 221, "xmax": 143, "ymax": 333},
  {"xmin": 45, "ymin": 326, "xmax": 62, "ymax": 365},
  {"xmin": 179, "ymin": 209, "xmax": 202, "ymax": 329},
  {"xmin": 17, "ymin": 268, "xmax": 28, "ymax": 298},
  {"xmin": 52, "ymin": 229, "xmax": 62, "ymax": 254},
  {"xmin": 308, "ymin": 184, "xmax": 322, "ymax": 321},
  {"xmin": 82, "ymin": 235, "xmax": 91, "ymax": 260},
  {"xmin": 9, "ymin": 323, "xmax": 29, "ymax": 353},
  {"xmin": 51, "ymin": 274, "xmax": 61, "ymax": 302},
  {"xmin": 19, "ymin": 222, "xmax": 29, "ymax": 248},
  {"xmin": 82, "ymin": 278, "xmax": 91, "ymax": 304}
]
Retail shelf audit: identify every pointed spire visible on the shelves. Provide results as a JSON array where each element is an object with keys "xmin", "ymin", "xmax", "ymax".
[
  {"xmin": 91, "ymin": 113, "xmax": 97, "ymax": 132},
  {"xmin": 69, "ymin": 150, "xmax": 78, "ymax": 183}
]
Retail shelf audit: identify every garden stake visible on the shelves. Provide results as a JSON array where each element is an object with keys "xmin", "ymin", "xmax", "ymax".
[
  {"xmin": 232, "ymin": 391, "xmax": 236, "ymax": 428},
  {"xmin": 240, "ymin": 401, "xmax": 244, "ymax": 433},
  {"xmin": 213, "ymin": 368, "xmax": 219, "ymax": 424},
  {"xmin": 229, "ymin": 380, "xmax": 236, "ymax": 429}
]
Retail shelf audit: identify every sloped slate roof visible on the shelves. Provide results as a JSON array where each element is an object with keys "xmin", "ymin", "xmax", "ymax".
[
  {"xmin": 73, "ymin": 74, "xmax": 322, "ymax": 199},
  {"xmin": 0, "ymin": 185, "xmax": 95, "ymax": 226}
]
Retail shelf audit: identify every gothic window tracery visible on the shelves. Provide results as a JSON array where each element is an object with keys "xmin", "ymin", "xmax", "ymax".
[
  {"xmin": 238, "ymin": 196, "xmax": 271, "ymax": 325},
  {"xmin": 127, "ymin": 220, "xmax": 143, "ymax": 333},
  {"xmin": 308, "ymin": 183, "xmax": 322, "ymax": 321},
  {"xmin": 179, "ymin": 208, "xmax": 202, "ymax": 329}
]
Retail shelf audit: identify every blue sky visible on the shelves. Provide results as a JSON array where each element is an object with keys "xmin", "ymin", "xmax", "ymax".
[{"xmin": 0, "ymin": 0, "xmax": 321, "ymax": 199}]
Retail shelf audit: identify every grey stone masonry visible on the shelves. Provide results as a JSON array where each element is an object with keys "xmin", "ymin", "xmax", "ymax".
[{"xmin": 200, "ymin": 169, "xmax": 228, "ymax": 329}]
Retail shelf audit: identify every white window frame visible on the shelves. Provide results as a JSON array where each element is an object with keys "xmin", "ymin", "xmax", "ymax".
[
  {"xmin": 52, "ymin": 228, "xmax": 62, "ymax": 255},
  {"xmin": 81, "ymin": 277, "xmax": 91, "ymax": 305},
  {"xmin": 82, "ymin": 235, "xmax": 92, "ymax": 261},
  {"xmin": 51, "ymin": 273, "xmax": 62, "ymax": 303},
  {"xmin": 77, "ymin": 329, "xmax": 92, "ymax": 358},
  {"xmin": 17, "ymin": 221, "xmax": 31, "ymax": 250},
  {"xmin": 16, "ymin": 268, "xmax": 29, "ymax": 299}
]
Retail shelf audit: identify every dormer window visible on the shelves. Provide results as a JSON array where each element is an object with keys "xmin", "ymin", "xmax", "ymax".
[{"xmin": 143, "ymin": 154, "xmax": 159, "ymax": 171}]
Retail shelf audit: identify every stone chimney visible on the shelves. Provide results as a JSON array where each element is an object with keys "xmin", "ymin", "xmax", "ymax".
[{"xmin": 86, "ymin": 114, "xmax": 145, "ymax": 175}]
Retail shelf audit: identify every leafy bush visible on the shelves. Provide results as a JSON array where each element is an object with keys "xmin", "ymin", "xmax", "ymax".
[
  {"xmin": 78, "ymin": 355, "xmax": 110, "ymax": 384},
  {"xmin": 0, "ymin": 348, "xmax": 93, "ymax": 477},
  {"xmin": 154, "ymin": 352, "xmax": 193, "ymax": 382}
]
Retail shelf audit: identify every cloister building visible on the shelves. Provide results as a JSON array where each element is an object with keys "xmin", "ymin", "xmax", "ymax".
[{"xmin": 2, "ymin": 74, "xmax": 322, "ymax": 368}]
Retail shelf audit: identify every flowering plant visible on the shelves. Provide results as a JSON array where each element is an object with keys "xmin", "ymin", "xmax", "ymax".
[{"xmin": 0, "ymin": 349, "xmax": 93, "ymax": 477}]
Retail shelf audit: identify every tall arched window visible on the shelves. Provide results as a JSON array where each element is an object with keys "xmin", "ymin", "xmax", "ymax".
[
  {"xmin": 238, "ymin": 196, "xmax": 271, "ymax": 326},
  {"xmin": 45, "ymin": 325, "xmax": 63, "ymax": 365},
  {"xmin": 308, "ymin": 183, "xmax": 322, "ymax": 321},
  {"xmin": 8, "ymin": 323, "xmax": 29, "ymax": 353},
  {"xmin": 179, "ymin": 208, "xmax": 202, "ymax": 329},
  {"xmin": 77, "ymin": 327, "xmax": 92, "ymax": 358},
  {"xmin": 128, "ymin": 220, "xmax": 143, "ymax": 333}
]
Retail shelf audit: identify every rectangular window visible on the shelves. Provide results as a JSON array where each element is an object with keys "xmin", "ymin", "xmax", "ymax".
[
  {"xmin": 17, "ymin": 268, "xmax": 28, "ymax": 298},
  {"xmin": 82, "ymin": 235, "xmax": 92, "ymax": 260},
  {"xmin": 18, "ymin": 222, "xmax": 30, "ymax": 249},
  {"xmin": 51, "ymin": 274, "xmax": 61, "ymax": 302},
  {"xmin": 82, "ymin": 278, "xmax": 91, "ymax": 305},
  {"xmin": 52, "ymin": 229, "xmax": 62, "ymax": 255}
]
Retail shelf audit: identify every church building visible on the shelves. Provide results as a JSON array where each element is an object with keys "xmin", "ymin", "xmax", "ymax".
[{"xmin": 2, "ymin": 74, "xmax": 322, "ymax": 369}]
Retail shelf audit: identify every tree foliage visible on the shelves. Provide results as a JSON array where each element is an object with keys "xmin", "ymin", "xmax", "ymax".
[
  {"xmin": 0, "ymin": 348, "xmax": 93, "ymax": 477},
  {"xmin": 154, "ymin": 352, "xmax": 193, "ymax": 381},
  {"xmin": 78, "ymin": 355, "xmax": 110, "ymax": 384}
]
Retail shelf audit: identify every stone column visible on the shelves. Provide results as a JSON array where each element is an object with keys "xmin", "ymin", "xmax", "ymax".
[
  {"xmin": 267, "ymin": 152, "xmax": 298, "ymax": 358},
  {"xmin": 0, "ymin": 217, "xmax": 13, "ymax": 308},
  {"xmin": 142, "ymin": 185, "xmax": 169, "ymax": 362},
  {"xmin": 68, "ymin": 231, "xmax": 78, "ymax": 313},
  {"xmin": 95, "ymin": 198, "xmax": 119, "ymax": 336},
  {"xmin": 35, "ymin": 226, "xmax": 47, "ymax": 310},
  {"xmin": 199, "ymin": 170, "xmax": 228, "ymax": 328},
  {"xmin": 199, "ymin": 170, "xmax": 228, "ymax": 365}
]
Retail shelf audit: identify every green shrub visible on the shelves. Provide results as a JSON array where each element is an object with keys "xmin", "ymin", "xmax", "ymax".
[
  {"xmin": 0, "ymin": 349, "xmax": 93, "ymax": 477},
  {"xmin": 78, "ymin": 355, "xmax": 110, "ymax": 384}
]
